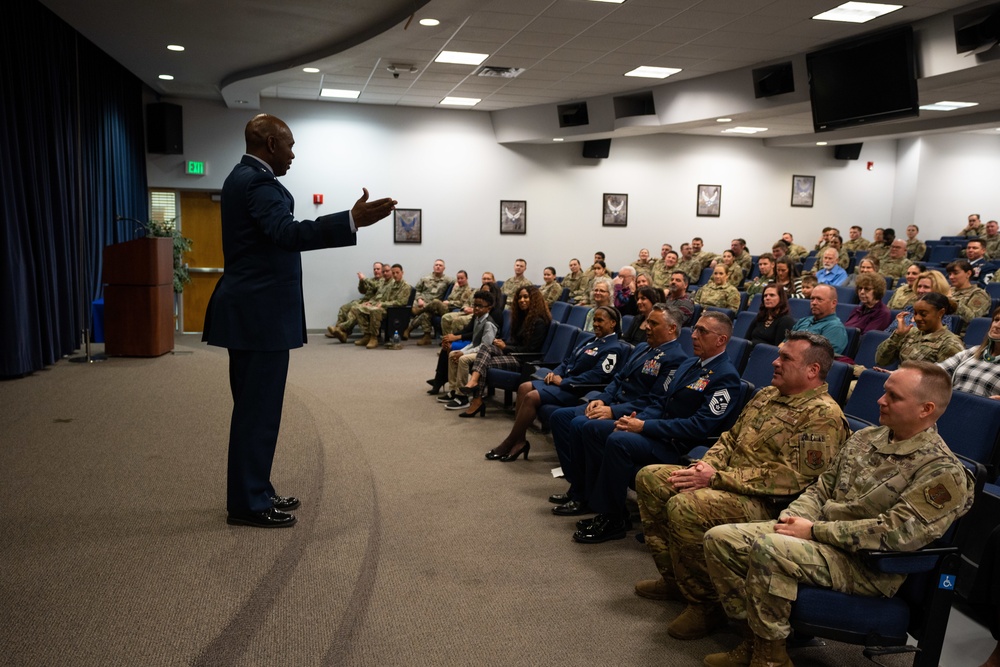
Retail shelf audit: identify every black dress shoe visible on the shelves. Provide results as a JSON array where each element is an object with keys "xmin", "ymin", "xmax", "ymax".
[
  {"xmin": 552, "ymin": 500, "xmax": 591, "ymax": 516},
  {"xmin": 227, "ymin": 507, "xmax": 297, "ymax": 528},
  {"xmin": 578, "ymin": 515, "xmax": 633, "ymax": 531},
  {"xmin": 573, "ymin": 514, "xmax": 629, "ymax": 544},
  {"xmin": 271, "ymin": 495, "xmax": 300, "ymax": 511},
  {"xmin": 548, "ymin": 493, "xmax": 571, "ymax": 504}
]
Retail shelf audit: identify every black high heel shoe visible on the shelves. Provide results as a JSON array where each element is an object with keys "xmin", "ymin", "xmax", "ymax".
[
  {"xmin": 459, "ymin": 399, "xmax": 486, "ymax": 418},
  {"xmin": 485, "ymin": 449, "xmax": 503, "ymax": 460},
  {"xmin": 500, "ymin": 441, "xmax": 530, "ymax": 462},
  {"xmin": 458, "ymin": 384, "xmax": 480, "ymax": 397}
]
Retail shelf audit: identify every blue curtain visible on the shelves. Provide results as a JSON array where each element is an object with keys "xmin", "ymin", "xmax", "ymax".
[{"xmin": 1, "ymin": 0, "xmax": 147, "ymax": 377}]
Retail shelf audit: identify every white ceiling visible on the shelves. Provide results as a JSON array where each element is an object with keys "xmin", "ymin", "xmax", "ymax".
[{"xmin": 37, "ymin": 0, "xmax": 1000, "ymax": 144}]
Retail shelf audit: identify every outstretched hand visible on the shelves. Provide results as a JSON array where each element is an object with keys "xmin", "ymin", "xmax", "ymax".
[{"xmin": 352, "ymin": 188, "xmax": 397, "ymax": 228}]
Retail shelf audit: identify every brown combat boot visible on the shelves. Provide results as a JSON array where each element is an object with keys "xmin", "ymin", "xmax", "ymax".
[
  {"xmin": 326, "ymin": 326, "xmax": 347, "ymax": 343},
  {"xmin": 667, "ymin": 602, "xmax": 728, "ymax": 640},
  {"xmin": 634, "ymin": 575, "xmax": 684, "ymax": 602},
  {"xmin": 748, "ymin": 636, "xmax": 793, "ymax": 667},
  {"xmin": 366, "ymin": 336, "xmax": 380, "ymax": 349},
  {"xmin": 703, "ymin": 622, "xmax": 753, "ymax": 667},
  {"xmin": 354, "ymin": 335, "xmax": 371, "ymax": 346},
  {"xmin": 401, "ymin": 326, "xmax": 412, "ymax": 341},
  {"xmin": 417, "ymin": 334, "xmax": 433, "ymax": 346}
]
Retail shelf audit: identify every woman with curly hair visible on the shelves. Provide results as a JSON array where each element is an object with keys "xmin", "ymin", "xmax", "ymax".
[{"xmin": 457, "ymin": 285, "xmax": 551, "ymax": 417}]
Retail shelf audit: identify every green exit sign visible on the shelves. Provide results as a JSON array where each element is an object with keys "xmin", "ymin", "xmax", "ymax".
[{"xmin": 186, "ymin": 161, "xmax": 206, "ymax": 175}]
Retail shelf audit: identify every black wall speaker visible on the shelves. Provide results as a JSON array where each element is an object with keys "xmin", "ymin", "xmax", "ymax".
[
  {"xmin": 582, "ymin": 139, "xmax": 611, "ymax": 159},
  {"xmin": 752, "ymin": 62, "xmax": 794, "ymax": 98},
  {"xmin": 147, "ymin": 103, "xmax": 183, "ymax": 154},
  {"xmin": 834, "ymin": 143, "xmax": 863, "ymax": 160}
]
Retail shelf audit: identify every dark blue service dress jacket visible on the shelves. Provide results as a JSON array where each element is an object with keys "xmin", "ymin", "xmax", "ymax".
[
  {"xmin": 203, "ymin": 155, "xmax": 356, "ymax": 351},
  {"xmin": 635, "ymin": 352, "xmax": 741, "ymax": 446},
  {"xmin": 592, "ymin": 339, "xmax": 689, "ymax": 418},
  {"xmin": 533, "ymin": 333, "xmax": 628, "ymax": 404}
]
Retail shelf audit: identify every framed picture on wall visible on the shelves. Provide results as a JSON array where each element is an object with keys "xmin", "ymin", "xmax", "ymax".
[
  {"xmin": 791, "ymin": 175, "xmax": 816, "ymax": 207},
  {"xmin": 393, "ymin": 209, "xmax": 422, "ymax": 244},
  {"xmin": 697, "ymin": 184, "xmax": 721, "ymax": 217},
  {"xmin": 500, "ymin": 200, "xmax": 526, "ymax": 234},
  {"xmin": 602, "ymin": 193, "xmax": 628, "ymax": 227}
]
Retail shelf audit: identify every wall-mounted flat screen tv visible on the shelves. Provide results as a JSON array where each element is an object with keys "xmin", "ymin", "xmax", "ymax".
[{"xmin": 806, "ymin": 26, "xmax": 919, "ymax": 133}]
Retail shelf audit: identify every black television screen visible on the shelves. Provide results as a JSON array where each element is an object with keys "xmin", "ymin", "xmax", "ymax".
[{"xmin": 806, "ymin": 26, "xmax": 919, "ymax": 133}]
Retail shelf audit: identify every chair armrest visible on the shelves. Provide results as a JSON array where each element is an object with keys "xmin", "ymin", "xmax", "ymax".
[{"xmin": 860, "ymin": 546, "xmax": 958, "ymax": 574}]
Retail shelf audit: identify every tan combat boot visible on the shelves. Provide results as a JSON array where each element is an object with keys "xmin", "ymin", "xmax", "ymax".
[
  {"xmin": 703, "ymin": 622, "xmax": 753, "ymax": 667},
  {"xmin": 366, "ymin": 336, "xmax": 380, "ymax": 349},
  {"xmin": 748, "ymin": 636, "xmax": 793, "ymax": 667},
  {"xmin": 400, "ymin": 326, "xmax": 412, "ymax": 341},
  {"xmin": 667, "ymin": 602, "xmax": 728, "ymax": 640},
  {"xmin": 354, "ymin": 335, "xmax": 371, "ymax": 347},
  {"xmin": 634, "ymin": 574, "xmax": 684, "ymax": 602},
  {"xmin": 417, "ymin": 334, "xmax": 433, "ymax": 346},
  {"xmin": 326, "ymin": 326, "xmax": 347, "ymax": 343}
]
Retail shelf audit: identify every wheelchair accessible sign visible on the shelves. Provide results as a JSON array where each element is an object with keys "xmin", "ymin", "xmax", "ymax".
[{"xmin": 939, "ymin": 575, "xmax": 956, "ymax": 590}]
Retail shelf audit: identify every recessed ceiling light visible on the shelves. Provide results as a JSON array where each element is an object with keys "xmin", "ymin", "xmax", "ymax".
[
  {"xmin": 813, "ymin": 2, "xmax": 902, "ymax": 23},
  {"xmin": 816, "ymin": 142, "xmax": 828, "ymax": 146},
  {"xmin": 435, "ymin": 51, "xmax": 489, "ymax": 66},
  {"xmin": 920, "ymin": 100, "xmax": 979, "ymax": 111},
  {"xmin": 441, "ymin": 96, "xmax": 480, "ymax": 106},
  {"xmin": 166, "ymin": 45, "xmax": 184, "ymax": 52},
  {"xmin": 419, "ymin": 18, "xmax": 440, "ymax": 26},
  {"xmin": 320, "ymin": 88, "xmax": 360, "ymax": 99},
  {"xmin": 553, "ymin": 138, "xmax": 564, "ymax": 142},
  {"xmin": 624, "ymin": 66, "xmax": 681, "ymax": 79},
  {"xmin": 158, "ymin": 74, "xmax": 174, "ymax": 80},
  {"xmin": 723, "ymin": 126, "xmax": 768, "ymax": 134},
  {"xmin": 302, "ymin": 67, "xmax": 320, "ymax": 73},
  {"xmin": 716, "ymin": 118, "xmax": 733, "ymax": 123}
]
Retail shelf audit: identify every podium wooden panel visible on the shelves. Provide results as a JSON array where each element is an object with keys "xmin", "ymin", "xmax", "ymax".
[{"xmin": 103, "ymin": 237, "xmax": 174, "ymax": 357}]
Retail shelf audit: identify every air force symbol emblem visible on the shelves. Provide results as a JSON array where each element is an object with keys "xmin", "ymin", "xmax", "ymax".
[{"xmin": 709, "ymin": 388, "xmax": 731, "ymax": 416}]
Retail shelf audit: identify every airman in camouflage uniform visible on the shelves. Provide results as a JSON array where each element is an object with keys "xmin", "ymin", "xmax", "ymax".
[
  {"xmin": 702, "ymin": 362, "xmax": 974, "ymax": 667},
  {"xmin": 879, "ymin": 240, "xmax": 913, "ymax": 281},
  {"xmin": 904, "ymin": 224, "xmax": 926, "ymax": 261},
  {"xmin": 501, "ymin": 259, "xmax": 533, "ymax": 308},
  {"xmin": 691, "ymin": 237, "xmax": 718, "ymax": 274},
  {"xmin": 650, "ymin": 250, "xmax": 680, "ymax": 291},
  {"xmin": 632, "ymin": 248, "xmax": 655, "ymax": 275},
  {"xmin": 730, "ymin": 240, "xmax": 753, "ymax": 276},
  {"xmin": 983, "ymin": 221, "xmax": 1000, "ymax": 259},
  {"xmin": 407, "ymin": 269, "xmax": 474, "ymax": 344},
  {"xmin": 351, "ymin": 264, "xmax": 412, "ymax": 349},
  {"xmin": 633, "ymin": 332, "xmax": 848, "ymax": 642},
  {"xmin": 326, "ymin": 263, "xmax": 385, "ymax": 342},
  {"xmin": 561, "ymin": 259, "xmax": 587, "ymax": 303},
  {"xmin": 692, "ymin": 271, "xmax": 741, "ymax": 311},
  {"xmin": 843, "ymin": 233, "xmax": 870, "ymax": 253},
  {"xmin": 875, "ymin": 327, "xmax": 965, "ymax": 367},
  {"xmin": 781, "ymin": 233, "xmax": 808, "ymax": 262},
  {"xmin": 952, "ymin": 284, "xmax": 992, "ymax": 323},
  {"xmin": 676, "ymin": 244, "xmax": 703, "ymax": 284},
  {"xmin": 959, "ymin": 213, "xmax": 986, "ymax": 238},
  {"xmin": 402, "ymin": 260, "xmax": 453, "ymax": 344},
  {"xmin": 539, "ymin": 277, "xmax": 563, "ymax": 305}
]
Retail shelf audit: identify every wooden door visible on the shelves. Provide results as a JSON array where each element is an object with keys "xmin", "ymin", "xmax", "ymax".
[{"xmin": 179, "ymin": 191, "xmax": 223, "ymax": 333}]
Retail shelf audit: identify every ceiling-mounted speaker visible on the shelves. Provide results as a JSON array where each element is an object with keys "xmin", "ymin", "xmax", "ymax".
[
  {"xmin": 147, "ymin": 102, "xmax": 183, "ymax": 154},
  {"xmin": 834, "ymin": 143, "xmax": 863, "ymax": 160},
  {"xmin": 582, "ymin": 139, "xmax": 611, "ymax": 159},
  {"xmin": 752, "ymin": 62, "xmax": 794, "ymax": 98},
  {"xmin": 955, "ymin": 3, "xmax": 1000, "ymax": 53}
]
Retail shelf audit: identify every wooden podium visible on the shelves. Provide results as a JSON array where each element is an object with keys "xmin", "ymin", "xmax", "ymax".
[{"xmin": 103, "ymin": 237, "xmax": 174, "ymax": 357}]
